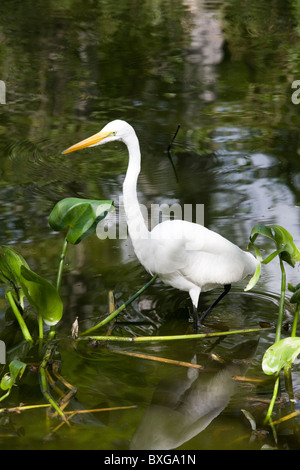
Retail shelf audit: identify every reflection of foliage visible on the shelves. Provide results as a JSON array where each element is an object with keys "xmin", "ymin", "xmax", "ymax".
[
  {"xmin": 0, "ymin": 0, "xmax": 194, "ymax": 245},
  {"xmin": 221, "ymin": 0, "xmax": 300, "ymax": 131},
  {"xmin": 0, "ymin": 0, "xmax": 191, "ymax": 146},
  {"xmin": 223, "ymin": 0, "xmax": 297, "ymax": 65}
]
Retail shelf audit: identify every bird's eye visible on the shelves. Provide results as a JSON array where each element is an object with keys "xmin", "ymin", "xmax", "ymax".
[{"xmin": 111, "ymin": 131, "xmax": 117, "ymax": 136}]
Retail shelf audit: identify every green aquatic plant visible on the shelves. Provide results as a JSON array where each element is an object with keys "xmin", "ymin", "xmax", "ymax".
[
  {"xmin": 0, "ymin": 246, "xmax": 62, "ymax": 341},
  {"xmin": 247, "ymin": 224, "xmax": 300, "ymax": 426},
  {"xmin": 49, "ymin": 197, "xmax": 114, "ymax": 292},
  {"xmin": 0, "ymin": 359, "xmax": 26, "ymax": 402},
  {"xmin": 0, "ymin": 196, "xmax": 113, "ymax": 343},
  {"xmin": 0, "ymin": 198, "xmax": 113, "ymax": 342},
  {"xmin": 0, "ymin": 196, "xmax": 113, "ymax": 417},
  {"xmin": 262, "ymin": 337, "xmax": 300, "ymax": 375}
]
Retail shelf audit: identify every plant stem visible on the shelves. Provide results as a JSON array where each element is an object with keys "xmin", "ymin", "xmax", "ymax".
[
  {"xmin": 77, "ymin": 326, "xmax": 271, "ymax": 343},
  {"xmin": 291, "ymin": 304, "xmax": 300, "ymax": 337},
  {"xmin": 264, "ymin": 376, "xmax": 280, "ymax": 424},
  {"xmin": 275, "ymin": 258, "xmax": 286, "ymax": 343},
  {"xmin": 48, "ymin": 237, "xmax": 68, "ymax": 342},
  {"xmin": 284, "ymin": 364, "xmax": 295, "ymax": 413},
  {"xmin": 38, "ymin": 314, "xmax": 43, "ymax": 340},
  {"xmin": 39, "ymin": 346, "xmax": 69, "ymax": 424},
  {"xmin": 47, "ymin": 326, "xmax": 57, "ymax": 341},
  {"xmin": 0, "ymin": 390, "xmax": 11, "ymax": 403},
  {"xmin": 80, "ymin": 274, "xmax": 158, "ymax": 336},
  {"xmin": 6, "ymin": 291, "xmax": 33, "ymax": 343},
  {"xmin": 265, "ymin": 258, "xmax": 286, "ymax": 424},
  {"xmin": 56, "ymin": 237, "xmax": 68, "ymax": 293},
  {"xmin": 0, "ymin": 403, "xmax": 51, "ymax": 413},
  {"xmin": 262, "ymin": 250, "xmax": 282, "ymax": 265}
]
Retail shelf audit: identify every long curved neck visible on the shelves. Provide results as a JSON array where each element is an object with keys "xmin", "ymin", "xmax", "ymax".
[{"xmin": 122, "ymin": 132, "xmax": 149, "ymax": 240}]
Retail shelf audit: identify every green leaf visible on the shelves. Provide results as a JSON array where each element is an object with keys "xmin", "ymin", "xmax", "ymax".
[
  {"xmin": 262, "ymin": 337, "xmax": 300, "ymax": 375},
  {"xmin": 0, "ymin": 374, "xmax": 12, "ymax": 391},
  {"xmin": 244, "ymin": 260, "xmax": 261, "ymax": 291},
  {"xmin": 0, "ymin": 360, "xmax": 26, "ymax": 391},
  {"xmin": 290, "ymin": 288, "xmax": 300, "ymax": 304},
  {"xmin": 249, "ymin": 224, "xmax": 300, "ymax": 267},
  {"xmin": 249, "ymin": 224, "xmax": 274, "ymax": 243},
  {"xmin": 289, "ymin": 282, "xmax": 300, "ymax": 304},
  {"xmin": 49, "ymin": 197, "xmax": 114, "ymax": 244},
  {"xmin": 9, "ymin": 359, "xmax": 26, "ymax": 382},
  {"xmin": 0, "ymin": 246, "xmax": 29, "ymax": 287},
  {"xmin": 271, "ymin": 225, "xmax": 300, "ymax": 267},
  {"xmin": 19, "ymin": 266, "xmax": 63, "ymax": 326}
]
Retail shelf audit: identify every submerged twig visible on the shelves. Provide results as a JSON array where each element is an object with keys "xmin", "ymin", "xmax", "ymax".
[
  {"xmin": 65, "ymin": 405, "xmax": 137, "ymax": 415},
  {"xmin": 0, "ymin": 404, "xmax": 51, "ymax": 414},
  {"xmin": 45, "ymin": 405, "xmax": 137, "ymax": 438},
  {"xmin": 109, "ymin": 348, "xmax": 206, "ymax": 370},
  {"xmin": 233, "ymin": 376, "xmax": 266, "ymax": 384},
  {"xmin": 271, "ymin": 409, "xmax": 300, "ymax": 425}
]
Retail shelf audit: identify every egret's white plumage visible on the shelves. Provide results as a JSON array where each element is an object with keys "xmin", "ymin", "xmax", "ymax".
[{"xmin": 63, "ymin": 120, "xmax": 257, "ymax": 327}]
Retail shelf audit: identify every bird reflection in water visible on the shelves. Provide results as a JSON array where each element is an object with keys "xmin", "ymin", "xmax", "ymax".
[
  {"xmin": 130, "ymin": 364, "xmax": 235, "ymax": 450},
  {"xmin": 130, "ymin": 339, "xmax": 259, "ymax": 450}
]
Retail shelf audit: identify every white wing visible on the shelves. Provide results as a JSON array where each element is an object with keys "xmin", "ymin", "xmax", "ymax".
[{"xmin": 132, "ymin": 220, "xmax": 257, "ymax": 291}]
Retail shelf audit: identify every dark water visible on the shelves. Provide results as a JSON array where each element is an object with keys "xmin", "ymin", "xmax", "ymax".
[{"xmin": 1, "ymin": 0, "xmax": 300, "ymax": 450}]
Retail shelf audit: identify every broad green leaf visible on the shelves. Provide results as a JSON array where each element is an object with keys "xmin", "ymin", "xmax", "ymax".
[
  {"xmin": 0, "ymin": 374, "xmax": 12, "ymax": 391},
  {"xmin": 0, "ymin": 359, "xmax": 26, "ymax": 391},
  {"xmin": 249, "ymin": 224, "xmax": 274, "ymax": 244},
  {"xmin": 262, "ymin": 337, "xmax": 300, "ymax": 375},
  {"xmin": 0, "ymin": 246, "xmax": 29, "ymax": 287},
  {"xmin": 20, "ymin": 266, "xmax": 63, "ymax": 326},
  {"xmin": 249, "ymin": 224, "xmax": 300, "ymax": 267},
  {"xmin": 271, "ymin": 225, "xmax": 300, "ymax": 267},
  {"xmin": 9, "ymin": 359, "xmax": 26, "ymax": 383},
  {"xmin": 49, "ymin": 197, "xmax": 114, "ymax": 244}
]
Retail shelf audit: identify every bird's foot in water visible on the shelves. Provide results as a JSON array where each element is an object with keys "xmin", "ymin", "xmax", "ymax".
[
  {"xmin": 192, "ymin": 319, "xmax": 206, "ymax": 332},
  {"xmin": 190, "ymin": 309, "xmax": 205, "ymax": 331},
  {"xmin": 191, "ymin": 306, "xmax": 213, "ymax": 331},
  {"xmin": 192, "ymin": 284, "xmax": 232, "ymax": 330}
]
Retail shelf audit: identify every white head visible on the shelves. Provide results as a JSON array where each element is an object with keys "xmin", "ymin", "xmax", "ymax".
[{"xmin": 62, "ymin": 119, "xmax": 135, "ymax": 154}]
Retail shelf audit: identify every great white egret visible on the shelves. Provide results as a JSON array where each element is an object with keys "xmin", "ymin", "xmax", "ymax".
[{"xmin": 63, "ymin": 120, "xmax": 257, "ymax": 329}]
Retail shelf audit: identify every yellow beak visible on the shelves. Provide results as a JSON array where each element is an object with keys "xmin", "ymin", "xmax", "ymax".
[{"xmin": 62, "ymin": 130, "xmax": 112, "ymax": 154}]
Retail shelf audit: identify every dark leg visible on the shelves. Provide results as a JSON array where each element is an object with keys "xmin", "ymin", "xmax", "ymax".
[
  {"xmin": 198, "ymin": 284, "xmax": 231, "ymax": 324},
  {"xmin": 193, "ymin": 305, "xmax": 198, "ymax": 331}
]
